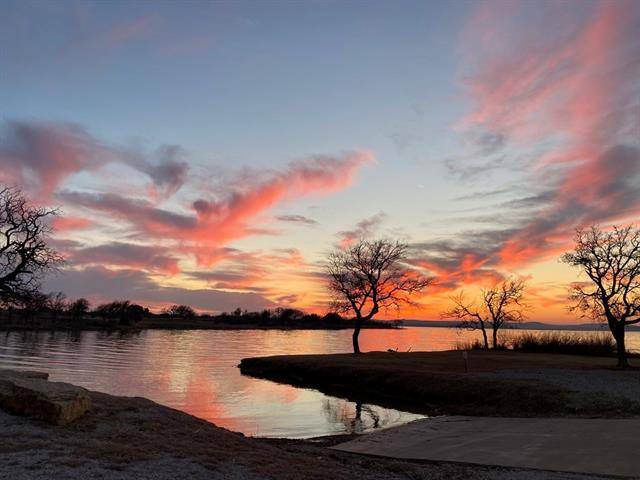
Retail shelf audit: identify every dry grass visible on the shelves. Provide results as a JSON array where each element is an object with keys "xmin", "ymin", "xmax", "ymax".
[
  {"xmin": 454, "ymin": 332, "xmax": 617, "ymax": 357},
  {"xmin": 454, "ymin": 339, "xmax": 486, "ymax": 351},
  {"xmin": 510, "ymin": 332, "xmax": 616, "ymax": 356}
]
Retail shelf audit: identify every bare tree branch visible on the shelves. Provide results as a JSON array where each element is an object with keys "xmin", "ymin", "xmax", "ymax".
[
  {"xmin": 0, "ymin": 186, "xmax": 63, "ymax": 305},
  {"xmin": 443, "ymin": 279, "xmax": 526, "ymax": 349},
  {"xmin": 561, "ymin": 224, "xmax": 640, "ymax": 367},
  {"xmin": 326, "ymin": 238, "xmax": 435, "ymax": 353}
]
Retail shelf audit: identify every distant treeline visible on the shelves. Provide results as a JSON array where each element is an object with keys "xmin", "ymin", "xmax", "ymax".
[{"xmin": 0, "ymin": 294, "xmax": 401, "ymax": 330}]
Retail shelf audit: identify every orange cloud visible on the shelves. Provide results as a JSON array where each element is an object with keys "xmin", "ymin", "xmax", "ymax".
[{"xmin": 61, "ymin": 150, "xmax": 373, "ymax": 267}]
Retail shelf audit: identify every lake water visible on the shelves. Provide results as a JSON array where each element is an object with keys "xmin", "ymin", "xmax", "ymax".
[{"xmin": 0, "ymin": 326, "xmax": 636, "ymax": 438}]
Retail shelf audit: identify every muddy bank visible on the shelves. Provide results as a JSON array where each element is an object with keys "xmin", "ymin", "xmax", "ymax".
[{"xmin": 239, "ymin": 350, "xmax": 640, "ymax": 417}]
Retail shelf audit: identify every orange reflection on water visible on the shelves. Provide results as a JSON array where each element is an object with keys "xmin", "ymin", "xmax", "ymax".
[{"xmin": 2, "ymin": 327, "xmax": 630, "ymax": 437}]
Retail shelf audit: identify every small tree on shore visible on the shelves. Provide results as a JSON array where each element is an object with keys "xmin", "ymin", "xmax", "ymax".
[
  {"xmin": 47, "ymin": 291, "xmax": 68, "ymax": 321},
  {"xmin": 20, "ymin": 291, "xmax": 50, "ymax": 322},
  {"xmin": 0, "ymin": 187, "xmax": 62, "ymax": 305},
  {"xmin": 561, "ymin": 225, "xmax": 640, "ymax": 368},
  {"xmin": 94, "ymin": 300, "xmax": 147, "ymax": 326},
  {"xmin": 163, "ymin": 304, "xmax": 196, "ymax": 319},
  {"xmin": 326, "ymin": 239, "xmax": 434, "ymax": 353},
  {"xmin": 445, "ymin": 279, "xmax": 526, "ymax": 349},
  {"xmin": 68, "ymin": 298, "xmax": 90, "ymax": 321}
]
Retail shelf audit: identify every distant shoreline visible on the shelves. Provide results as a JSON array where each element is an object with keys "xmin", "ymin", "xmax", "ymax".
[
  {"xmin": 0, "ymin": 318, "xmax": 630, "ymax": 333},
  {"xmin": 0, "ymin": 318, "xmax": 398, "ymax": 333},
  {"xmin": 394, "ymin": 319, "xmax": 636, "ymax": 332}
]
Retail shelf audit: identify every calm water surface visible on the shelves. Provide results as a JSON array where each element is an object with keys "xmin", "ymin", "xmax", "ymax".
[{"xmin": 0, "ymin": 327, "xmax": 635, "ymax": 438}]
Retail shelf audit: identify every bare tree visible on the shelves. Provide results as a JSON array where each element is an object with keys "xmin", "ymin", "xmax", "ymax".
[
  {"xmin": 0, "ymin": 187, "xmax": 62, "ymax": 304},
  {"xmin": 46, "ymin": 291, "xmax": 68, "ymax": 321},
  {"xmin": 445, "ymin": 279, "xmax": 526, "ymax": 349},
  {"xmin": 163, "ymin": 304, "xmax": 197, "ymax": 319},
  {"xmin": 561, "ymin": 225, "xmax": 640, "ymax": 368},
  {"xmin": 68, "ymin": 298, "xmax": 90, "ymax": 321},
  {"xmin": 326, "ymin": 239, "xmax": 434, "ymax": 353},
  {"xmin": 94, "ymin": 300, "xmax": 147, "ymax": 326},
  {"xmin": 20, "ymin": 291, "xmax": 49, "ymax": 321}
]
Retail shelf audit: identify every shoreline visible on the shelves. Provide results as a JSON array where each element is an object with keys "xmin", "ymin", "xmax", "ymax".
[
  {"xmin": 239, "ymin": 350, "xmax": 640, "ymax": 418},
  {"xmin": 0, "ymin": 322, "xmax": 397, "ymax": 333},
  {"xmin": 0, "ymin": 373, "xmax": 597, "ymax": 480},
  {"xmin": 2, "ymin": 319, "xmax": 633, "ymax": 333}
]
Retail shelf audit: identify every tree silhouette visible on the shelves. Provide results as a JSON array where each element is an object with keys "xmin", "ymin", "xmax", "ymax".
[
  {"xmin": 94, "ymin": 300, "xmax": 147, "ymax": 326},
  {"xmin": 445, "ymin": 279, "xmax": 526, "ymax": 349},
  {"xmin": 163, "ymin": 304, "xmax": 197, "ymax": 319},
  {"xmin": 561, "ymin": 225, "xmax": 640, "ymax": 368},
  {"xmin": 46, "ymin": 291, "xmax": 68, "ymax": 321},
  {"xmin": 68, "ymin": 298, "xmax": 90, "ymax": 321},
  {"xmin": 326, "ymin": 239, "xmax": 433, "ymax": 353},
  {"xmin": 0, "ymin": 187, "xmax": 62, "ymax": 305}
]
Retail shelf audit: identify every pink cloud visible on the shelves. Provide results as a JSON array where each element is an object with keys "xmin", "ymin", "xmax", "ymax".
[
  {"xmin": 189, "ymin": 151, "xmax": 373, "ymax": 251},
  {"xmin": 0, "ymin": 120, "xmax": 189, "ymax": 201},
  {"xmin": 51, "ymin": 215, "xmax": 93, "ymax": 232},
  {"xmin": 0, "ymin": 121, "xmax": 107, "ymax": 199},
  {"xmin": 336, "ymin": 212, "xmax": 387, "ymax": 249},
  {"xmin": 68, "ymin": 242, "xmax": 180, "ymax": 275},
  {"xmin": 458, "ymin": 0, "xmax": 640, "ymax": 269},
  {"xmin": 60, "ymin": 150, "xmax": 372, "ymax": 267}
]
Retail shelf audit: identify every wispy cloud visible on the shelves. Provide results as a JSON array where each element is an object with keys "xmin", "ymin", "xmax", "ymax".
[
  {"xmin": 69, "ymin": 242, "xmax": 180, "ymax": 275},
  {"xmin": 431, "ymin": 0, "xmax": 640, "ymax": 281},
  {"xmin": 337, "ymin": 211, "xmax": 387, "ymax": 248},
  {"xmin": 56, "ymin": 150, "xmax": 371, "ymax": 271},
  {"xmin": 0, "ymin": 120, "xmax": 189, "ymax": 200},
  {"xmin": 46, "ymin": 266, "xmax": 273, "ymax": 313},
  {"xmin": 276, "ymin": 214, "xmax": 318, "ymax": 226}
]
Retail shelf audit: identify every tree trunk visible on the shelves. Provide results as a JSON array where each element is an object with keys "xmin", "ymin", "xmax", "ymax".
[
  {"xmin": 492, "ymin": 327, "xmax": 498, "ymax": 350},
  {"xmin": 352, "ymin": 317, "xmax": 362, "ymax": 354},
  {"xmin": 613, "ymin": 324, "xmax": 628, "ymax": 368},
  {"xmin": 480, "ymin": 324, "xmax": 489, "ymax": 350}
]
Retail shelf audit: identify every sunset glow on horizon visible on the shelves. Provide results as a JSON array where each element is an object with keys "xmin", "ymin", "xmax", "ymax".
[{"xmin": 2, "ymin": 0, "xmax": 639, "ymax": 322}]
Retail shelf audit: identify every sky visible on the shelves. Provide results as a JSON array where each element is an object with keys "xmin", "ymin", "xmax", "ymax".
[{"xmin": 1, "ymin": 0, "xmax": 639, "ymax": 322}]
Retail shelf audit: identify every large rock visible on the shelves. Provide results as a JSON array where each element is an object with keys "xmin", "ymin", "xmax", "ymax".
[{"xmin": 0, "ymin": 369, "xmax": 91, "ymax": 425}]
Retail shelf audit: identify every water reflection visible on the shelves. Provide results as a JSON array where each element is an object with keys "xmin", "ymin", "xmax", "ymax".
[
  {"xmin": 0, "ymin": 327, "xmax": 635, "ymax": 438},
  {"xmin": 322, "ymin": 400, "xmax": 394, "ymax": 434}
]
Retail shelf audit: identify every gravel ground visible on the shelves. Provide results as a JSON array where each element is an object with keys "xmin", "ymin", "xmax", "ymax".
[
  {"xmin": 471, "ymin": 368, "xmax": 640, "ymax": 409},
  {"xmin": 0, "ymin": 390, "xmax": 617, "ymax": 480},
  {"xmin": 0, "ymin": 453, "xmax": 261, "ymax": 480}
]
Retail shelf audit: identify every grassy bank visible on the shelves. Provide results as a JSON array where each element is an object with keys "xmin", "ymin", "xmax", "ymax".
[{"xmin": 240, "ymin": 350, "xmax": 640, "ymax": 418}]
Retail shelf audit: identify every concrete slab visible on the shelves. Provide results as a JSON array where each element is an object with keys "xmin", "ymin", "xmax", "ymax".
[{"xmin": 332, "ymin": 416, "xmax": 640, "ymax": 478}]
